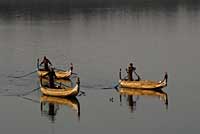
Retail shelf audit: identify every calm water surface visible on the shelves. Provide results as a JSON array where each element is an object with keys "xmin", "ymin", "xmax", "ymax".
[{"xmin": 0, "ymin": 1, "xmax": 200, "ymax": 134}]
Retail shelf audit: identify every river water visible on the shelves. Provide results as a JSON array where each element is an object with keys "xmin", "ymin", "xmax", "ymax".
[{"xmin": 0, "ymin": 0, "xmax": 200, "ymax": 134}]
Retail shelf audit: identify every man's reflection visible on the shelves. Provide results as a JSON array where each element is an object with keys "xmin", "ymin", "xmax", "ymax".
[
  {"xmin": 41, "ymin": 102, "xmax": 59, "ymax": 123},
  {"xmin": 40, "ymin": 96, "xmax": 80, "ymax": 123},
  {"xmin": 48, "ymin": 103, "xmax": 58, "ymax": 122},
  {"xmin": 119, "ymin": 88, "xmax": 168, "ymax": 113},
  {"xmin": 127, "ymin": 95, "xmax": 138, "ymax": 113}
]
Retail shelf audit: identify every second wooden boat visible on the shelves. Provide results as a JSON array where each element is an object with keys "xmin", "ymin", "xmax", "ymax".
[
  {"xmin": 40, "ymin": 77, "xmax": 80, "ymax": 97},
  {"xmin": 37, "ymin": 59, "xmax": 73, "ymax": 79},
  {"xmin": 119, "ymin": 71, "xmax": 168, "ymax": 89},
  {"xmin": 37, "ymin": 69, "xmax": 72, "ymax": 79}
]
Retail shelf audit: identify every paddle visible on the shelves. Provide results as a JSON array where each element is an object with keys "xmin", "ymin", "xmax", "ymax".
[
  {"xmin": 7, "ymin": 58, "xmax": 42, "ymax": 78},
  {"xmin": 133, "ymin": 70, "xmax": 141, "ymax": 81},
  {"xmin": 19, "ymin": 96, "xmax": 40, "ymax": 104},
  {"xmin": 2, "ymin": 87, "xmax": 40, "ymax": 97},
  {"xmin": 19, "ymin": 87, "xmax": 40, "ymax": 96},
  {"xmin": 8, "ymin": 70, "xmax": 37, "ymax": 78}
]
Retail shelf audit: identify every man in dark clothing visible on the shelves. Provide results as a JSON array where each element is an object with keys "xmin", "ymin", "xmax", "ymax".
[
  {"xmin": 126, "ymin": 63, "xmax": 136, "ymax": 81},
  {"xmin": 44, "ymin": 67, "xmax": 57, "ymax": 88},
  {"xmin": 70, "ymin": 63, "xmax": 73, "ymax": 72},
  {"xmin": 40, "ymin": 56, "xmax": 52, "ymax": 71}
]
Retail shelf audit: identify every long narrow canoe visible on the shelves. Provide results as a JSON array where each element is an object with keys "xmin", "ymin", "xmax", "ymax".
[
  {"xmin": 119, "ymin": 87, "xmax": 168, "ymax": 105},
  {"xmin": 40, "ymin": 77, "xmax": 80, "ymax": 97},
  {"xmin": 119, "ymin": 72, "xmax": 168, "ymax": 89},
  {"xmin": 37, "ymin": 69, "xmax": 72, "ymax": 79},
  {"xmin": 37, "ymin": 58, "xmax": 73, "ymax": 79}
]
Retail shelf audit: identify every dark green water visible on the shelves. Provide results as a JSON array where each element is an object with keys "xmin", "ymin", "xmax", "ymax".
[{"xmin": 0, "ymin": 1, "xmax": 200, "ymax": 134}]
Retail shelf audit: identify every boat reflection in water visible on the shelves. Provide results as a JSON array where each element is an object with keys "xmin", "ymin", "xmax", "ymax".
[
  {"xmin": 40, "ymin": 95, "xmax": 80, "ymax": 123},
  {"xmin": 118, "ymin": 88, "xmax": 168, "ymax": 113}
]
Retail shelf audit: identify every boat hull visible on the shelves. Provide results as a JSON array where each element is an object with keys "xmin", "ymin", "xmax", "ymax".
[
  {"xmin": 37, "ymin": 70, "xmax": 72, "ymax": 79},
  {"xmin": 40, "ymin": 84, "xmax": 79, "ymax": 97},
  {"xmin": 119, "ymin": 71, "xmax": 168, "ymax": 89}
]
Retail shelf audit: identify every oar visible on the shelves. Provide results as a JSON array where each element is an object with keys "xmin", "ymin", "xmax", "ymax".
[
  {"xmin": 19, "ymin": 87, "xmax": 40, "ymax": 96},
  {"xmin": 7, "ymin": 58, "xmax": 41, "ymax": 78},
  {"xmin": 2, "ymin": 87, "xmax": 40, "ymax": 97},
  {"xmin": 133, "ymin": 70, "xmax": 141, "ymax": 81},
  {"xmin": 8, "ymin": 70, "xmax": 37, "ymax": 78},
  {"xmin": 19, "ymin": 96, "xmax": 40, "ymax": 104}
]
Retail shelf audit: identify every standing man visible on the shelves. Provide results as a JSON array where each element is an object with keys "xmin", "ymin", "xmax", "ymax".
[
  {"xmin": 47, "ymin": 67, "xmax": 57, "ymax": 88},
  {"xmin": 40, "ymin": 56, "xmax": 52, "ymax": 71},
  {"xmin": 70, "ymin": 63, "xmax": 73, "ymax": 72},
  {"xmin": 43, "ymin": 67, "xmax": 57, "ymax": 88},
  {"xmin": 126, "ymin": 63, "xmax": 136, "ymax": 81}
]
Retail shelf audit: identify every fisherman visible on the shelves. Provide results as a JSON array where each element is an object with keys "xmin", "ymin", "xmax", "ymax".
[
  {"xmin": 44, "ymin": 67, "xmax": 57, "ymax": 88},
  {"xmin": 70, "ymin": 63, "xmax": 73, "ymax": 72},
  {"xmin": 40, "ymin": 56, "xmax": 52, "ymax": 71},
  {"xmin": 126, "ymin": 63, "xmax": 136, "ymax": 81}
]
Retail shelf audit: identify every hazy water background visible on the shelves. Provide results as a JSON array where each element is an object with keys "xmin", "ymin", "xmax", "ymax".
[{"xmin": 0, "ymin": 0, "xmax": 200, "ymax": 133}]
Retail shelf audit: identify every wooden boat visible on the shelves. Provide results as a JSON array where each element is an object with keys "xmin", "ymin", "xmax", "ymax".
[
  {"xmin": 37, "ymin": 59, "xmax": 73, "ymax": 79},
  {"xmin": 37, "ymin": 69, "xmax": 72, "ymax": 79},
  {"xmin": 119, "ymin": 71, "xmax": 168, "ymax": 89},
  {"xmin": 40, "ymin": 77, "xmax": 80, "ymax": 97},
  {"xmin": 119, "ymin": 87, "xmax": 168, "ymax": 105}
]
